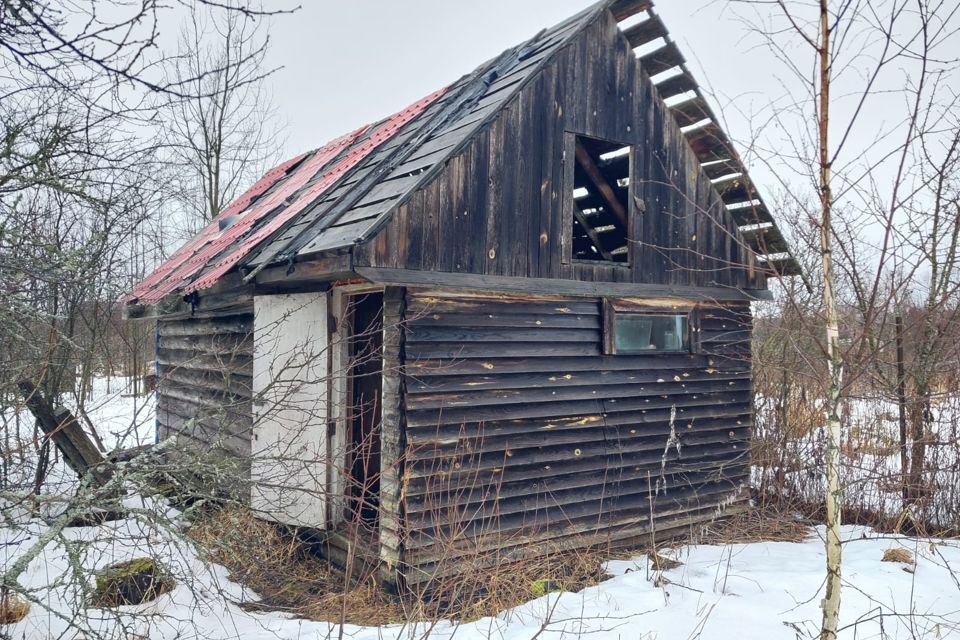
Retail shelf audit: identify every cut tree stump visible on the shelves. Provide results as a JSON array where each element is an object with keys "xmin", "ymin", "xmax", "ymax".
[
  {"xmin": 93, "ymin": 558, "xmax": 175, "ymax": 607},
  {"xmin": 16, "ymin": 379, "xmax": 113, "ymax": 486}
]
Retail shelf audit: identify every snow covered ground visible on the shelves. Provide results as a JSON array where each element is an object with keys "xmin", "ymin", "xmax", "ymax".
[
  {"xmin": 3, "ymin": 511, "xmax": 958, "ymax": 640},
  {"xmin": 2, "ymin": 377, "xmax": 959, "ymax": 639}
]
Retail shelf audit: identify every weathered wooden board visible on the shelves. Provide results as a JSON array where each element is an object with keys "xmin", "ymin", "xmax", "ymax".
[
  {"xmin": 354, "ymin": 11, "xmax": 766, "ymax": 293},
  {"xmin": 155, "ymin": 305, "xmax": 255, "ymax": 479},
  {"xmin": 392, "ymin": 289, "xmax": 753, "ymax": 587}
]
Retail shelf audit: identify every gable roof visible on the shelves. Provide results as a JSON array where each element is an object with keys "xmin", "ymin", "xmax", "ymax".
[{"xmin": 126, "ymin": 0, "xmax": 799, "ymax": 306}]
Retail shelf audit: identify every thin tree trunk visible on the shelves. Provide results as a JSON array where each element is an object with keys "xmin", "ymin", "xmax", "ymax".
[
  {"xmin": 818, "ymin": 1, "xmax": 843, "ymax": 637},
  {"xmin": 895, "ymin": 315, "xmax": 910, "ymax": 506}
]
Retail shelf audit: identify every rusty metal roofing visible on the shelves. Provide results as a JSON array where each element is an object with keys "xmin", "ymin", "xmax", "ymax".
[{"xmin": 126, "ymin": 0, "xmax": 799, "ymax": 306}]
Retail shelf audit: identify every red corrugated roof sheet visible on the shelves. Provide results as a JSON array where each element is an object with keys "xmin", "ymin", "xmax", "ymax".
[{"xmin": 126, "ymin": 88, "xmax": 446, "ymax": 305}]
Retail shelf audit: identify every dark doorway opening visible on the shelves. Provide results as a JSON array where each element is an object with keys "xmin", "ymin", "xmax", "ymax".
[{"xmin": 346, "ymin": 292, "xmax": 384, "ymax": 528}]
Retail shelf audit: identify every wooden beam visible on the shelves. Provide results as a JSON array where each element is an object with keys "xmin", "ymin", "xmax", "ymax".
[
  {"xmin": 610, "ymin": 0, "xmax": 652, "ymax": 21},
  {"xmin": 125, "ymin": 286, "xmax": 254, "ymax": 321},
  {"xmin": 574, "ymin": 140, "xmax": 630, "ymax": 231},
  {"xmin": 354, "ymin": 267, "xmax": 773, "ymax": 302},
  {"xmin": 572, "ymin": 204, "xmax": 615, "ymax": 261},
  {"xmin": 655, "ymin": 73, "xmax": 698, "ymax": 101},
  {"xmin": 638, "ymin": 41, "xmax": 685, "ymax": 75},
  {"xmin": 253, "ymin": 252, "xmax": 355, "ymax": 287},
  {"xmin": 622, "ymin": 15, "xmax": 667, "ymax": 48}
]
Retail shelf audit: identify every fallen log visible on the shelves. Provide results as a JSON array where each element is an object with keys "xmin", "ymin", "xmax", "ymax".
[{"xmin": 16, "ymin": 379, "xmax": 113, "ymax": 486}]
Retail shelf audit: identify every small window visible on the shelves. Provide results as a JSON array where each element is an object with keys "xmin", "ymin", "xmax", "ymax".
[
  {"xmin": 570, "ymin": 135, "xmax": 631, "ymax": 264},
  {"xmin": 614, "ymin": 314, "xmax": 689, "ymax": 353},
  {"xmin": 603, "ymin": 300, "xmax": 694, "ymax": 355}
]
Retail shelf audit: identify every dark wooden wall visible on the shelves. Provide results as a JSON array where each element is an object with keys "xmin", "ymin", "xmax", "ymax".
[
  {"xmin": 355, "ymin": 11, "xmax": 765, "ymax": 291},
  {"xmin": 394, "ymin": 288, "xmax": 753, "ymax": 587},
  {"xmin": 156, "ymin": 302, "xmax": 254, "ymax": 482}
]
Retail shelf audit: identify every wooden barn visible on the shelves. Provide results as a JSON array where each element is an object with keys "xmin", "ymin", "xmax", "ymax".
[{"xmin": 125, "ymin": 0, "xmax": 799, "ymax": 590}]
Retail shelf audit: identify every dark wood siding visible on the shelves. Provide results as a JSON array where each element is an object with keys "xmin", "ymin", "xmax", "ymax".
[
  {"xmin": 395, "ymin": 289, "xmax": 752, "ymax": 586},
  {"xmin": 355, "ymin": 11, "xmax": 766, "ymax": 292},
  {"xmin": 156, "ymin": 302, "xmax": 254, "ymax": 475}
]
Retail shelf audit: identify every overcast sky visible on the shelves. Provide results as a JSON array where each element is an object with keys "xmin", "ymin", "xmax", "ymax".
[{"xmin": 261, "ymin": 1, "xmax": 777, "ymax": 167}]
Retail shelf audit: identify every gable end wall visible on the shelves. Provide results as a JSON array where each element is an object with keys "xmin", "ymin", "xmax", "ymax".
[{"xmin": 355, "ymin": 11, "xmax": 766, "ymax": 292}]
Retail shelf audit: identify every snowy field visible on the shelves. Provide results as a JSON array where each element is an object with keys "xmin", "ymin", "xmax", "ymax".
[
  {"xmin": 2, "ymin": 378, "xmax": 959, "ymax": 639},
  {"xmin": 755, "ymin": 392, "xmax": 960, "ymax": 527},
  {"xmin": 3, "ymin": 511, "xmax": 958, "ymax": 640}
]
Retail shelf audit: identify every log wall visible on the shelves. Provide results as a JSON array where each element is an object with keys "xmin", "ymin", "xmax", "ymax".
[
  {"xmin": 396, "ymin": 288, "xmax": 753, "ymax": 587},
  {"xmin": 155, "ymin": 302, "xmax": 255, "ymax": 475}
]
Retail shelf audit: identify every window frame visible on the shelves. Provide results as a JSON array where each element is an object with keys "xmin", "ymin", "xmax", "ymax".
[
  {"xmin": 601, "ymin": 299, "xmax": 700, "ymax": 355},
  {"xmin": 562, "ymin": 132, "xmax": 636, "ymax": 268}
]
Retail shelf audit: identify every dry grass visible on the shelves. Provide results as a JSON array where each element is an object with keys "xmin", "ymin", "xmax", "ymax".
[
  {"xmin": 0, "ymin": 590, "xmax": 30, "ymax": 624},
  {"xmin": 697, "ymin": 506, "xmax": 813, "ymax": 545},
  {"xmin": 188, "ymin": 508, "xmax": 611, "ymax": 625},
  {"xmin": 648, "ymin": 551, "xmax": 682, "ymax": 571},
  {"xmin": 410, "ymin": 546, "xmax": 609, "ymax": 621},
  {"xmin": 188, "ymin": 508, "xmax": 402, "ymax": 625},
  {"xmin": 882, "ymin": 548, "xmax": 914, "ymax": 564}
]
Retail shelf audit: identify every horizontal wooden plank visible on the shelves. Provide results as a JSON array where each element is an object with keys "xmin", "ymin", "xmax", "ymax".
[
  {"xmin": 404, "ymin": 429, "xmax": 751, "ymax": 492},
  {"xmin": 406, "ymin": 377, "xmax": 751, "ymax": 410},
  {"xmin": 405, "ymin": 408, "xmax": 752, "ymax": 449},
  {"xmin": 407, "ymin": 295, "xmax": 601, "ymax": 317},
  {"xmin": 656, "ymin": 73, "xmax": 698, "ymax": 100},
  {"xmin": 157, "ymin": 348, "xmax": 251, "ymax": 376},
  {"xmin": 406, "ymin": 422, "xmax": 750, "ymax": 467},
  {"xmin": 158, "ymin": 316, "xmax": 252, "ymax": 337},
  {"xmin": 158, "ymin": 333, "xmax": 252, "ymax": 355},
  {"xmin": 622, "ymin": 15, "xmax": 667, "ymax": 48},
  {"xmin": 638, "ymin": 41, "xmax": 685, "ymax": 75},
  {"xmin": 158, "ymin": 365, "xmax": 252, "ymax": 398},
  {"xmin": 406, "ymin": 326, "xmax": 600, "ymax": 344},
  {"xmin": 360, "ymin": 267, "xmax": 771, "ymax": 301},
  {"xmin": 405, "ymin": 388, "xmax": 751, "ymax": 427},
  {"xmin": 407, "ymin": 311, "xmax": 600, "ymax": 329},
  {"xmin": 403, "ymin": 480, "xmax": 745, "ymax": 556},
  {"xmin": 611, "ymin": 0, "xmax": 652, "ymax": 21},
  {"xmin": 407, "ymin": 366, "xmax": 748, "ymax": 394},
  {"xmin": 405, "ymin": 462, "xmax": 749, "ymax": 527},
  {"xmin": 405, "ymin": 454, "xmax": 748, "ymax": 512},
  {"xmin": 405, "ymin": 340, "xmax": 602, "ymax": 360},
  {"xmin": 405, "ymin": 353, "xmax": 722, "ymax": 375}
]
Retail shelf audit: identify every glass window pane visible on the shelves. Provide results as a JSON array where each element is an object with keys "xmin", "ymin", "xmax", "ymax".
[{"xmin": 614, "ymin": 314, "xmax": 689, "ymax": 353}]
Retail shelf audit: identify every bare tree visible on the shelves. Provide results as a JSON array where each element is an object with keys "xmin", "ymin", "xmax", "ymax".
[
  {"xmin": 729, "ymin": 0, "xmax": 960, "ymax": 637},
  {"xmin": 162, "ymin": 3, "xmax": 284, "ymax": 228}
]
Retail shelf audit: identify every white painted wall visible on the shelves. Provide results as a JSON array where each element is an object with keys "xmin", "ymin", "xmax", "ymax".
[{"xmin": 251, "ymin": 292, "xmax": 329, "ymax": 528}]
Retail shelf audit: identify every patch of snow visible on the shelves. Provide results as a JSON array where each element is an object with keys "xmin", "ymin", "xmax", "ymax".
[
  {"xmin": 4, "ymin": 378, "xmax": 958, "ymax": 638},
  {"xmin": 3, "ymin": 511, "xmax": 959, "ymax": 639}
]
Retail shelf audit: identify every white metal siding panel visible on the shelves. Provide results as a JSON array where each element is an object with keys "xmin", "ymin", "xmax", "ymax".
[{"xmin": 251, "ymin": 292, "xmax": 328, "ymax": 528}]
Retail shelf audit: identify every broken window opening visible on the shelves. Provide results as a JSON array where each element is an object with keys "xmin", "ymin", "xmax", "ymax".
[{"xmin": 571, "ymin": 135, "xmax": 632, "ymax": 264}]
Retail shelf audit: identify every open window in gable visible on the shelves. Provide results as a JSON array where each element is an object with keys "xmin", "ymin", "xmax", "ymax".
[{"xmin": 570, "ymin": 135, "xmax": 633, "ymax": 264}]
